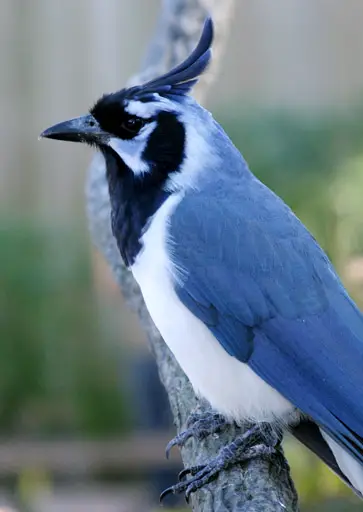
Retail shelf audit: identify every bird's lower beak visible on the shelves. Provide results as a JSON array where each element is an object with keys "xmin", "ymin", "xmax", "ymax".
[{"xmin": 40, "ymin": 114, "xmax": 107, "ymax": 144}]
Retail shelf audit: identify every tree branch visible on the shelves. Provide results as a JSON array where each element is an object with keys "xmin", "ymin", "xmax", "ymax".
[{"xmin": 86, "ymin": 1, "xmax": 299, "ymax": 510}]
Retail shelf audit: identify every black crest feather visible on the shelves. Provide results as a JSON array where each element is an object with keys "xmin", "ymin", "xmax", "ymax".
[
  {"xmin": 90, "ymin": 18, "xmax": 213, "ymax": 116},
  {"xmin": 127, "ymin": 17, "xmax": 213, "ymax": 102}
]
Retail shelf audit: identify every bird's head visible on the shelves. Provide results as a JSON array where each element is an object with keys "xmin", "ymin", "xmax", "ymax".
[
  {"xmin": 41, "ymin": 18, "xmax": 226, "ymax": 265},
  {"xmin": 41, "ymin": 18, "xmax": 216, "ymax": 185}
]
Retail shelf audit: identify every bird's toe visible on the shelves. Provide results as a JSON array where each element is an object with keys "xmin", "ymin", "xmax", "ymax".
[
  {"xmin": 161, "ymin": 423, "xmax": 282, "ymax": 503},
  {"xmin": 165, "ymin": 410, "xmax": 228, "ymax": 459}
]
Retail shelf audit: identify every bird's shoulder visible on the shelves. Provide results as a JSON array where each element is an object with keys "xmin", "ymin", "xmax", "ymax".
[
  {"xmin": 173, "ymin": 175, "xmax": 305, "ymax": 243},
  {"xmin": 169, "ymin": 176, "xmax": 341, "ymax": 323}
]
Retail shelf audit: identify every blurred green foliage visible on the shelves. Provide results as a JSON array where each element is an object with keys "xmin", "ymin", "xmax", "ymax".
[{"xmin": 0, "ymin": 221, "xmax": 131, "ymax": 437}]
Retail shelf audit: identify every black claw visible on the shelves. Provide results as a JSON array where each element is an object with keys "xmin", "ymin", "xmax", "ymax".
[
  {"xmin": 164, "ymin": 411, "xmax": 228, "ymax": 462},
  {"xmin": 185, "ymin": 485, "xmax": 195, "ymax": 503},
  {"xmin": 160, "ymin": 468, "xmax": 210, "ymax": 503},
  {"xmin": 159, "ymin": 485, "xmax": 175, "ymax": 503},
  {"xmin": 165, "ymin": 439, "xmax": 175, "ymax": 460},
  {"xmin": 160, "ymin": 483, "xmax": 189, "ymax": 503},
  {"xmin": 178, "ymin": 464, "xmax": 206, "ymax": 481},
  {"xmin": 165, "ymin": 431, "xmax": 192, "ymax": 459},
  {"xmin": 178, "ymin": 467, "xmax": 191, "ymax": 481},
  {"xmin": 165, "ymin": 428, "xmax": 194, "ymax": 459}
]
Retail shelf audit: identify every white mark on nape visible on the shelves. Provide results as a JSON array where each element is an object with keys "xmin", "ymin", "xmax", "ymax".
[
  {"xmin": 108, "ymin": 121, "xmax": 156, "ymax": 176},
  {"xmin": 125, "ymin": 97, "xmax": 178, "ymax": 119},
  {"xmin": 165, "ymin": 115, "xmax": 219, "ymax": 192}
]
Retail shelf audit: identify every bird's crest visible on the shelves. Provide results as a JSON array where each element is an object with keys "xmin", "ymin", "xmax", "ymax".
[
  {"xmin": 125, "ymin": 17, "xmax": 213, "ymax": 103},
  {"xmin": 90, "ymin": 17, "xmax": 213, "ymax": 120},
  {"xmin": 135, "ymin": 17, "xmax": 213, "ymax": 100}
]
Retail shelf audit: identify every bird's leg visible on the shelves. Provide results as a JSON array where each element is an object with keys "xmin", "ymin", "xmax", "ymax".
[
  {"xmin": 160, "ymin": 422, "xmax": 282, "ymax": 503},
  {"xmin": 165, "ymin": 410, "xmax": 228, "ymax": 459}
]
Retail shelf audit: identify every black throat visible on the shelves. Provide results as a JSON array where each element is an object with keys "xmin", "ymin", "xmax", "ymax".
[{"xmin": 102, "ymin": 112, "xmax": 185, "ymax": 267}]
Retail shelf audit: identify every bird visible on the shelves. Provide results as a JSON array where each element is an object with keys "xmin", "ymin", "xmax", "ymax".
[{"xmin": 41, "ymin": 17, "xmax": 363, "ymax": 502}]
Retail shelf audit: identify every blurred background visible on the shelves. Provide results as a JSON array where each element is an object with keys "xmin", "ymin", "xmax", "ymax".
[{"xmin": 1, "ymin": 0, "xmax": 363, "ymax": 510}]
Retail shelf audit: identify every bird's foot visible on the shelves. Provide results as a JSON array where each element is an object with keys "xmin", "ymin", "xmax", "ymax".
[
  {"xmin": 165, "ymin": 410, "xmax": 228, "ymax": 459},
  {"xmin": 160, "ymin": 422, "xmax": 281, "ymax": 503}
]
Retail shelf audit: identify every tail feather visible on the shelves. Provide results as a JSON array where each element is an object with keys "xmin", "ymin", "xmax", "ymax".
[
  {"xmin": 321, "ymin": 429, "xmax": 363, "ymax": 496},
  {"xmin": 290, "ymin": 419, "xmax": 363, "ymax": 498}
]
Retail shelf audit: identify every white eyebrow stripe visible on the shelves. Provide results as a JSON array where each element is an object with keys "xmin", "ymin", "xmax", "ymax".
[{"xmin": 125, "ymin": 97, "xmax": 177, "ymax": 118}]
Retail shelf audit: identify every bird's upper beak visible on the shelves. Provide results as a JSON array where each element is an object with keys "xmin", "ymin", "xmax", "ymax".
[{"xmin": 40, "ymin": 114, "xmax": 108, "ymax": 144}]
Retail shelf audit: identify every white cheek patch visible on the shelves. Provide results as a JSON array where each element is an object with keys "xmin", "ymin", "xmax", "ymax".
[{"xmin": 108, "ymin": 121, "xmax": 157, "ymax": 176}]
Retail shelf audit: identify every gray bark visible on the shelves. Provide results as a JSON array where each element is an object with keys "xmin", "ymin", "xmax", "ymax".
[{"xmin": 86, "ymin": 0, "xmax": 299, "ymax": 510}]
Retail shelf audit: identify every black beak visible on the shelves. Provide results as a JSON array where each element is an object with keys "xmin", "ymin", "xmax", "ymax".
[{"xmin": 40, "ymin": 114, "xmax": 107, "ymax": 144}]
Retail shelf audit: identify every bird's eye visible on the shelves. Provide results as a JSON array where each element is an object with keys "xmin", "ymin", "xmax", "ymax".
[{"xmin": 121, "ymin": 117, "xmax": 145, "ymax": 134}]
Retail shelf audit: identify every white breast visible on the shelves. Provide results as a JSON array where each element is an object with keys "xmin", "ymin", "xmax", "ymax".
[{"xmin": 131, "ymin": 194, "xmax": 295, "ymax": 424}]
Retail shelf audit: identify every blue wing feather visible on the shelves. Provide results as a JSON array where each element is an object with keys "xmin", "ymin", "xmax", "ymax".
[{"xmin": 170, "ymin": 174, "xmax": 363, "ymax": 465}]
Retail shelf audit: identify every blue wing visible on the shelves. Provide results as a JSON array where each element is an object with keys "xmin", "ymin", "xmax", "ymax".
[{"xmin": 170, "ymin": 175, "xmax": 363, "ymax": 466}]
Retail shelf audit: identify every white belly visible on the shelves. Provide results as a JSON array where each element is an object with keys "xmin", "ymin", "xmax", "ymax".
[{"xmin": 132, "ymin": 194, "xmax": 295, "ymax": 424}]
